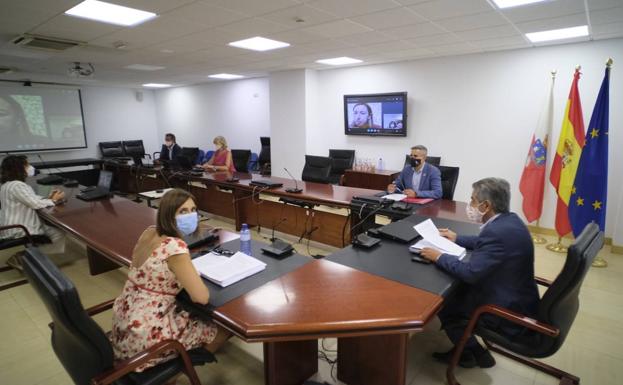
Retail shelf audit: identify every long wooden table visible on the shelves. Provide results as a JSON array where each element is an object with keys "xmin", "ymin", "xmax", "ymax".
[{"xmin": 33, "ymin": 176, "xmax": 464, "ymax": 385}]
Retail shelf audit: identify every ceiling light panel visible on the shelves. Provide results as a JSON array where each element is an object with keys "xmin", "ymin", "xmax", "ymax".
[
  {"xmin": 65, "ymin": 0, "xmax": 157, "ymax": 26},
  {"xmin": 228, "ymin": 36, "xmax": 290, "ymax": 51}
]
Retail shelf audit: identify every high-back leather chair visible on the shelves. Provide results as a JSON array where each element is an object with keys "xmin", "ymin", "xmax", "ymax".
[
  {"xmin": 99, "ymin": 141, "xmax": 124, "ymax": 158},
  {"xmin": 439, "ymin": 166, "xmax": 460, "ymax": 200},
  {"xmin": 22, "ymin": 248, "xmax": 215, "ymax": 385},
  {"xmin": 231, "ymin": 149, "xmax": 251, "ymax": 173},
  {"xmin": 302, "ymin": 155, "xmax": 332, "ymax": 184},
  {"xmin": 328, "ymin": 149, "xmax": 355, "ymax": 185},
  {"xmin": 404, "ymin": 154, "xmax": 441, "ymax": 167},
  {"xmin": 258, "ymin": 137, "xmax": 271, "ymax": 175},
  {"xmin": 447, "ymin": 222, "xmax": 604, "ymax": 385},
  {"xmin": 122, "ymin": 140, "xmax": 145, "ymax": 160},
  {"xmin": 0, "ymin": 224, "xmax": 50, "ymax": 291}
]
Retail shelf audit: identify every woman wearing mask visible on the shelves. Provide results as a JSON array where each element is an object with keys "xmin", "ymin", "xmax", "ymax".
[
  {"xmin": 0, "ymin": 155, "xmax": 66, "ymax": 268},
  {"xmin": 201, "ymin": 136, "xmax": 236, "ymax": 172},
  {"xmin": 111, "ymin": 188, "xmax": 230, "ymax": 371}
]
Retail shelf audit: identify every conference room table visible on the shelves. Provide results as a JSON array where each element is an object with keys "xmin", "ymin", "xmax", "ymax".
[{"xmin": 33, "ymin": 176, "xmax": 478, "ymax": 385}]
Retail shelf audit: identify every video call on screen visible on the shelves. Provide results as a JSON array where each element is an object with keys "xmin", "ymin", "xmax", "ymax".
[{"xmin": 344, "ymin": 92, "xmax": 406, "ymax": 137}]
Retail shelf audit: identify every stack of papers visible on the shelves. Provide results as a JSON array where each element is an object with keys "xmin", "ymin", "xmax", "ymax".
[
  {"xmin": 382, "ymin": 193, "xmax": 407, "ymax": 201},
  {"xmin": 192, "ymin": 251, "xmax": 266, "ymax": 287},
  {"xmin": 410, "ymin": 219, "xmax": 466, "ymax": 259}
]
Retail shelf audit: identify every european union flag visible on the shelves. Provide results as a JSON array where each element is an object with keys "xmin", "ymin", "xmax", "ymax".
[{"xmin": 569, "ymin": 67, "xmax": 610, "ymax": 236}]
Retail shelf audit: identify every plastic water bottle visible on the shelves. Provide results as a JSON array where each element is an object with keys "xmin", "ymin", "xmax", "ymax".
[
  {"xmin": 240, "ymin": 223, "xmax": 252, "ymax": 256},
  {"xmin": 376, "ymin": 158, "xmax": 384, "ymax": 171}
]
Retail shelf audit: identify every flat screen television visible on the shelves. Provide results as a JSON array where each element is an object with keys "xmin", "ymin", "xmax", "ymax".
[{"xmin": 344, "ymin": 92, "xmax": 407, "ymax": 137}]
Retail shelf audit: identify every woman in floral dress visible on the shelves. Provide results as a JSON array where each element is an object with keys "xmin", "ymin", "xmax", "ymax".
[{"xmin": 111, "ymin": 188, "xmax": 229, "ymax": 371}]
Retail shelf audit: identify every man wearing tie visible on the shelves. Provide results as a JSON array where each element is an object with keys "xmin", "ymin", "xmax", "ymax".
[{"xmin": 387, "ymin": 145, "xmax": 442, "ymax": 199}]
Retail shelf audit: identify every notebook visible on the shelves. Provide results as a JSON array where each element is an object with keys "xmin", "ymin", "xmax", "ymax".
[
  {"xmin": 192, "ymin": 251, "xmax": 266, "ymax": 287},
  {"xmin": 410, "ymin": 219, "xmax": 466, "ymax": 259}
]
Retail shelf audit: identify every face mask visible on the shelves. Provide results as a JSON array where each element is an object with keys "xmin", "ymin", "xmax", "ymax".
[
  {"xmin": 410, "ymin": 158, "xmax": 421, "ymax": 168},
  {"xmin": 466, "ymin": 202, "xmax": 487, "ymax": 222},
  {"xmin": 26, "ymin": 165, "xmax": 35, "ymax": 177},
  {"xmin": 176, "ymin": 212, "xmax": 198, "ymax": 235},
  {"xmin": 165, "ymin": 140, "xmax": 173, "ymax": 147}
]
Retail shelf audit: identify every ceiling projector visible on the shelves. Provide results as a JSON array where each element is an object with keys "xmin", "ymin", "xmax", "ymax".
[{"xmin": 68, "ymin": 62, "xmax": 94, "ymax": 77}]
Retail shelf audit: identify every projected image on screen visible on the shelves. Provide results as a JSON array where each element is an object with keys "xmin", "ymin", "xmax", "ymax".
[
  {"xmin": 344, "ymin": 92, "xmax": 407, "ymax": 136},
  {"xmin": 0, "ymin": 85, "xmax": 87, "ymax": 153}
]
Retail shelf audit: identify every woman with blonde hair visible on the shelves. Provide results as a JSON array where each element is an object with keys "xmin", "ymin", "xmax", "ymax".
[
  {"xmin": 111, "ymin": 188, "xmax": 229, "ymax": 371},
  {"xmin": 201, "ymin": 136, "xmax": 236, "ymax": 172}
]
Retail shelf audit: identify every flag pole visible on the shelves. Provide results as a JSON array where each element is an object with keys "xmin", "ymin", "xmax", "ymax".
[
  {"xmin": 531, "ymin": 219, "xmax": 547, "ymax": 244},
  {"xmin": 546, "ymin": 236, "xmax": 568, "ymax": 253},
  {"xmin": 592, "ymin": 57, "xmax": 613, "ymax": 268}
]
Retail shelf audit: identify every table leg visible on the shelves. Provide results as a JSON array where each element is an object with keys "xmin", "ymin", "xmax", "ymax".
[
  {"xmin": 263, "ymin": 340, "xmax": 318, "ymax": 385},
  {"xmin": 337, "ymin": 333, "xmax": 408, "ymax": 385},
  {"xmin": 87, "ymin": 246, "xmax": 120, "ymax": 275}
]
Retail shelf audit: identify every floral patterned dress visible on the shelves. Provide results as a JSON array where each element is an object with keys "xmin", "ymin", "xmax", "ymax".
[{"xmin": 111, "ymin": 237, "xmax": 217, "ymax": 371}]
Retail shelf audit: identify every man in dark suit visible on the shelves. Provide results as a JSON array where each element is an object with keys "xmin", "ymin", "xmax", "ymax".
[
  {"xmin": 420, "ymin": 177, "xmax": 539, "ymax": 368},
  {"xmin": 158, "ymin": 133, "xmax": 181, "ymax": 162},
  {"xmin": 387, "ymin": 145, "xmax": 442, "ymax": 199}
]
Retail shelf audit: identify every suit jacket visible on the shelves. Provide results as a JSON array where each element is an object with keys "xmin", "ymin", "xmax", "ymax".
[
  {"xmin": 393, "ymin": 162, "xmax": 442, "ymax": 199},
  {"xmin": 160, "ymin": 143, "xmax": 181, "ymax": 161},
  {"xmin": 436, "ymin": 212, "xmax": 539, "ymax": 320}
]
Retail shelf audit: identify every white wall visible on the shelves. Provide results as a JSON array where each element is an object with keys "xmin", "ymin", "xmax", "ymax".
[
  {"xmin": 303, "ymin": 38, "xmax": 622, "ymax": 239},
  {"xmin": 153, "ymin": 78, "xmax": 269, "ymax": 155},
  {"xmin": 23, "ymin": 86, "xmax": 160, "ymax": 163}
]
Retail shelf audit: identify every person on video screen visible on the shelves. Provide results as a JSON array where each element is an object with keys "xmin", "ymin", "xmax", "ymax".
[
  {"xmin": 350, "ymin": 103, "xmax": 381, "ymax": 129},
  {"xmin": 0, "ymin": 95, "xmax": 50, "ymax": 149}
]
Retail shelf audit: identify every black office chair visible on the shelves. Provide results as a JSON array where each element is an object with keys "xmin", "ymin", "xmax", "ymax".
[
  {"xmin": 231, "ymin": 149, "xmax": 251, "ymax": 173},
  {"xmin": 447, "ymin": 222, "xmax": 604, "ymax": 385},
  {"xmin": 328, "ymin": 149, "xmax": 355, "ymax": 185},
  {"xmin": 404, "ymin": 154, "xmax": 441, "ymax": 167},
  {"xmin": 302, "ymin": 155, "xmax": 332, "ymax": 184},
  {"xmin": 0, "ymin": 224, "xmax": 50, "ymax": 291},
  {"xmin": 180, "ymin": 147, "xmax": 200, "ymax": 165},
  {"xmin": 258, "ymin": 137, "xmax": 271, "ymax": 175},
  {"xmin": 99, "ymin": 141, "xmax": 124, "ymax": 158},
  {"xmin": 439, "ymin": 166, "xmax": 460, "ymax": 200},
  {"xmin": 122, "ymin": 140, "xmax": 146, "ymax": 163},
  {"xmin": 21, "ymin": 247, "xmax": 216, "ymax": 385}
]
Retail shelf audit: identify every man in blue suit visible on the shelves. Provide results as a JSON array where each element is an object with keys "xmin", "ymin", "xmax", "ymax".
[
  {"xmin": 157, "ymin": 133, "xmax": 181, "ymax": 163},
  {"xmin": 420, "ymin": 177, "xmax": 539, "ymax": 369},
  {"xmin": 387, "ymin": 145, "xmax": 442, "ymax": 199}
]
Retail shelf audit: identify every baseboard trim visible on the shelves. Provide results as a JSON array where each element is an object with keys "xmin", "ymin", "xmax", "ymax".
[{"xmin": 611, "ymin": 245, "xmax": 623, "ymax": 255}]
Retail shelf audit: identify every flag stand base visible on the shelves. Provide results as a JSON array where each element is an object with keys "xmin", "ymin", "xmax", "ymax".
[
  {"xmin": 531, "ymin": 234, "xmax": 547, "ymax": 244},
  {"xmin": 546, "ymin": 237, "xmax": 567, "ymax": 253},
  {"xmin": 592, "ymin": 256, "xmax": 608, "ymax": 268}
]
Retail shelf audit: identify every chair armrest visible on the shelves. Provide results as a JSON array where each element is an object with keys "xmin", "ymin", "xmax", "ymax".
[
  {"xmin": 535, "ymin": 276, "xmax": 553, "ymax": 287},
  {"xmin": 90, "ymin": 339, "xmax": 196, "ymax": 385},
  {"xmin": 0, "ymin": 224, "xmax": 33, "ymax": 244},
  {"xmin": 85, "ymin": 299, "xmax": 115, "ymax": 316},
  {"xmin": 472, "ymin": 304, "xmax": 559, "ymax": 337}
]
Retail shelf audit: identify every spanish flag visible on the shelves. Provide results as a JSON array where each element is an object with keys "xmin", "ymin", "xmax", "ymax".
[{"xmin": 549, "ymin": 68, "xmax": 585, "ymax": 237}]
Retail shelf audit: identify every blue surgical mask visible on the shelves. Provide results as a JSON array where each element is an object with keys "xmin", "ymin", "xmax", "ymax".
[{"xmin": 176, "ymin": 212, "xmax": 198, "ymax": 235}]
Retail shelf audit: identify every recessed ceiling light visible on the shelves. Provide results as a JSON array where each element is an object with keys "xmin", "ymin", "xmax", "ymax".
[
  {"xmin": 526, "ymin": 25, "xmax": 589, "ymax": 43},
  {"xmin": 492, "ymin": 0, "xmax": 548, "ymax": 9},
  {"xmin": 65, "ymin": 0, "xmax": 156, "ymax": 26},
  {"xmin": 208, "ymin": 73, "xmax": 244, "ymax": 80},
  {"xmin": 125, "ymin": 64, "xmax": 165, "ymax": 71},
  {"xmin": 228, "ymin": 36, "xmax": 290, "ymax": 52},
  {"xmin": 315, "ymin": 57, "xmax": 363, "ymax": 66},
  {"xmin": 143, "ymin": 83, "xmax": 171, "ymax": 88}
]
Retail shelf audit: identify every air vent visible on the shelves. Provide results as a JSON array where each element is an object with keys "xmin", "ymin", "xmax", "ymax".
[{"xmin": 12, "ymin": 34, "xmax": 83, "ymax": 51}]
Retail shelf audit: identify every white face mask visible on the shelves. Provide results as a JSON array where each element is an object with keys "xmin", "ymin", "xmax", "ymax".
[
  {"xmin": 165, "ymin": 140, "xmax": 173, "ymax": 147},
  {"xmin": 465, "ymin": 201, "xmax": 486, "ymax": 222},
  {"xmin": 26, "ymin": 165, "xmax": 35, "ymax": 177}
]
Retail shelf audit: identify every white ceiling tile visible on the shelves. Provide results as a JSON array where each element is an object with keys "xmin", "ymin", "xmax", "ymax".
[
  {"xmin": 590, "ymin": 6, "xmax": 623, "ymax": 25},
  {"xmin": 113, "ymin": 0, "xmax": 195, "ymax": 14},
  {"xmin": 301, "ymin": 20, "xmax": 373, "ymax": 38},
  {"xmin": 501, "ymin": 0, "xmax": 586, "ymax": 23},
  {"xmin": 139, "ymin": 15, "xmax": 209, "ymax": 38},
  {"xmin": 334, "ymin": 31, "xmax": 396, "ymax": 46},
  {"xmin": 32, "ymin": 15, "xmax": 123, "ymax": 42},
  {"xmin": 204, "ymin": 0, "xmax": 300, "ymax": 17},
  {"xmin": 404, "ymin": 33, "xmax": 463, "ymax": 47},
  {"xmin": 91, "ymin": 28, "xmax": 172, "ymax": 49},
  {"xmin": 408, "ymin": 0, "xmax": 494, "ymax": 21},
  {"xmin": 0, "ymin": 3, "xmax": 63, "ymax": 36},
  {"xmin": 260, "ymin": 4, "xmax": 338, "ymax": 28},
  {"xmin": 217, "ymin": 18, "xmax": 292, "ymax": 40},
  {"xmin": 430, "ymin": 42, "xmax": 481, "ymax": 55},
  {"xmin": 265, "ymin": 29, "xmax": 326, "ymax": 45},
  {"xmin": 382, "ymin": 22, "xmax": 448, "ymax": 39},
  {"xmin": 352, "ymin": 40, "xmax": 418, "ymax": 55},
  {"xmin": 457, "ymin": 24, "xmax": 520, "ymax": 41},
  {"xmin": 394, "ymin": 0, "xmax": 436, "ymax": 4},
  {"xmin": 298, "ymin": 39, "xmax": 354, "ymax": 53},
  {"xmin": 378, "ymin": 46, "xmax": 435, "ymax": 60},
  {"xmin": 471, "ymin": 35, "xmax": 529, "ymax": 49},
  {"xmin": 515, "ymin": 13, "xmax": 588, "ymax": 33},
  {"xmin": 165, "ymin": 2, "xmax": 248, "ymax": 27},
  {"xmin": 306, "ymin": 0, "xmax": 400, "ymax": 18},
  {"xmin": 350, "ymin": 7, "xmax": 427, "ymax": 30},
  {"xmin": 587, "ymin": 0, "xmax": 623, "ymax": 11},
  {"xmin": 591, "ymin": 20, "xmax": 623, "ymax": 37},
  {"xmin": 436, "ymin": 11, "xmax": 510, "ymax": 32}
]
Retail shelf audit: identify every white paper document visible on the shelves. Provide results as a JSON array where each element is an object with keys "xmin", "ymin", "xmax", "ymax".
[
  {"xmin": 411, "ymin": 219, "xmax": 466, "ymax": 259},
  {"xmin": 192, "ymin": 251, "xmax": 267, "ymax": 287},
  {"xmin": 382, "ymin": 193, "xmax": 407, "ymax": 201}
]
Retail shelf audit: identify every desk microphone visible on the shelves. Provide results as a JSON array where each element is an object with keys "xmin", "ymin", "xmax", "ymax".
[
  {"xmin": 284, "ymin": 167, "xmax": 302, "ymax": 193},
  {"xmin": 271, "ymin": 217, "xmax": 288, "ymax": 242}
]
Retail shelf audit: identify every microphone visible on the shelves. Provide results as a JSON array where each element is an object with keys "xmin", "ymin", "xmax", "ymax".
[
  {"xmin": 349, "ymin": 200, "xmax": 392, "ymax": 240},
  {"xmin": 284, "ymin": 167, "xmax": 302, "ymax": 193},
  {"xmin": 271, "ymin": 217, "xmax": 287, "ymax": 242}
]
